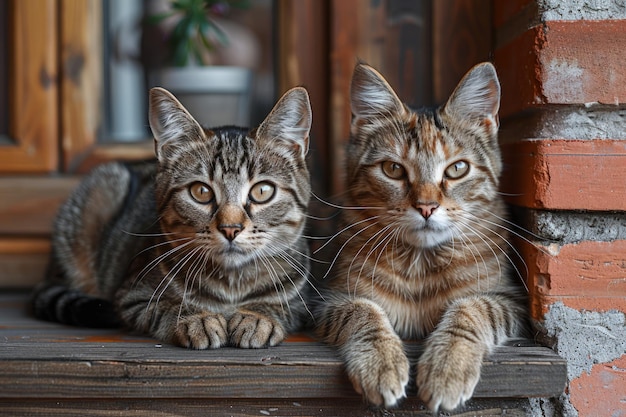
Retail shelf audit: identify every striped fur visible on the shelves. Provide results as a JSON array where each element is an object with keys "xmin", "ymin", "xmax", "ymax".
[
  {"xmin": 315, "ymin": 63, "xmax": 527, "ymax": 411},
  {"xmin": 33, "ymin": 87, "xmax": 314, "ymax": 349}
]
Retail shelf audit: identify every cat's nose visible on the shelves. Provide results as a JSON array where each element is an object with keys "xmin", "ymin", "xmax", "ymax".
[
  {"xmin": 219, "ymin": 224, "xmax": 243, "ymax": 241},
  {"xmin": 415, "ymin": 202, "xmax": 439, "ymax": 219}
]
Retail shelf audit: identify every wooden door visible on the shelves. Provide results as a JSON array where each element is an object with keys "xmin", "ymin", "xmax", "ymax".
[
  {"xmin": 0, "ymin": 0, "xmax": 156, "ymax": 288},
  {"xmin": 0, "ymin": 0, "xmax": 58, "ymax": 173}
]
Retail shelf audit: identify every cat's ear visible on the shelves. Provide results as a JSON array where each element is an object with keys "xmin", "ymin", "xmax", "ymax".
[
  {"xmin": 443, "ymin": 62, "xmax": 500, "ymax": 130},
  {"xmin": 148, "ymin": 87, "xmax": 206, "ymax": 161},
  {"xmin": 256, "ymin": 86, "xmax": 312, "ymax": 158},
  {"xmin": 350, "ymin": 63, "xmax": 406, "ymax": 120}
]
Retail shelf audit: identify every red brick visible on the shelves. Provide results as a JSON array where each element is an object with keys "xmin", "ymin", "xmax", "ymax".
[
  {"xmin": 495, "ymin": 20, "xmax": 626, "ymax": 116},
  {"xmin": 539, "ymin": 21, "xmax": 626, "ymax": 105},
  {"xmin": 500, "ymin": 139, "xmax": 626, "ymax": 211},
  {"xmin": 569, "ymin": 355, "xmax": 626, "ymax": 417},
  {"xmin": 520, "ymin": 240, "xmax": 626, "ymax": 321}
]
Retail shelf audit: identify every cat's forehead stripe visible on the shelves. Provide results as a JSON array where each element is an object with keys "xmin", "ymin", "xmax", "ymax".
[
  {"xmin": 409, "ymin": 112, "xmax": 446, "ymax": 155},
  {"xmin": 211, "ymin": 131, "xmax": 251, "ymax": 173}
]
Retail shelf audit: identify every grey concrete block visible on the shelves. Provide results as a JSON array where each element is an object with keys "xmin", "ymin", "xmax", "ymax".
[{"xmin": 539, "ymin": 0, "xmax": 626, "ymax": 21}]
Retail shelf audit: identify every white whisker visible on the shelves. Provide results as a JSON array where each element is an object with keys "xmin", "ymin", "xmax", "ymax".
[
  {"xmin": 310, "ymin": 191, "xmax": 386, "ymax": 211},
  {"xmin": 350, "ymin": 223, "xmax": 395, "ymax": 297},
  {"xmin": 314, "ymin": 215, "xmax": 383, "ymax": 254},
  {"xmin": 322, "ymin": 218, "xmax": 382, "ymax": 280},
  {"xmin": 458, "ymin": 213, "xmax": 529, "ymax": 293}
]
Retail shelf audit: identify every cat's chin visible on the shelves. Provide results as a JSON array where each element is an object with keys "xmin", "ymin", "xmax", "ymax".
[
  {"xmin": 411, "ymin": 227, "xmax": 454, "ymax": 249},
  {"xmin": 210, "ymin": 244, "xmax": 254, "ymax": 268},
  {"xmin": 404, "ymin": 215, "xmax": 454, "ymax": 249},
  {"xmin": 215, "ymin": 253, "xmax": 254, "ymax": 270},
  {"xmin": 417, "ymin": 230, "xmax": 452, "ymax": 249}
]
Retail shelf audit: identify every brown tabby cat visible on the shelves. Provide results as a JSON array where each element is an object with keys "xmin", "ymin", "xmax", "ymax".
[
  {"xmin": 315, "ymin": 63, "xmax": 527, "ymax": 411},
  {"xmin": 32, "ymin": 86, "xmax": 314, "ymax": 349}
]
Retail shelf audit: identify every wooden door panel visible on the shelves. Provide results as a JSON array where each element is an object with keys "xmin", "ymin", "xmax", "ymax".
[
  {"xmin": 0, "ymin": 0, "xmax": 58, "ymax": 173},
  {"xmin": 60, "ymin": 0, "xmax": 103, "ymax": 172}
]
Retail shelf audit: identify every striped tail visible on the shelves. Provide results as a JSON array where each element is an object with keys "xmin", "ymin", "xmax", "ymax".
[{"xmin": 31, "ymin": 283, "xmax": 121, "ymax": 328}]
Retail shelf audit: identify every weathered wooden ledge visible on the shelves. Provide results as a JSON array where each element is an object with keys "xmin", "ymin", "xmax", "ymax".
[{"xmin": 0, "ymin": 292, "xmax": 567, "ymax": 416}]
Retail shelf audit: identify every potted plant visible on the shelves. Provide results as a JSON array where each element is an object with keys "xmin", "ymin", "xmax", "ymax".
[{"xmin": 146, "ymin": 0, "xmax": 255, "ymax": 128}]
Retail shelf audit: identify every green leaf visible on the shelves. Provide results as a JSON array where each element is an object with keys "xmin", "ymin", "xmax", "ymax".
[
  {"xmin": 207, "ymin": 20, "xmax": 228, "ymax": 46},
  {"xmin": 199, "ymin": 30, "xmax": 214, "ymax": 52},
  {"xmin": 145, "ymin": 11, "xmax": 175, "ymax": 25}
]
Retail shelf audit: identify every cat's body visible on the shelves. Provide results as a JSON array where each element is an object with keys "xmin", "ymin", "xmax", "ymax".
[
  {"xmin": 33, "ymin": 87, "xmax": 314, "ymax": 349},
  {"xmin": 315, "ymin": 63, "xmax": 527, "ymax": 411}
]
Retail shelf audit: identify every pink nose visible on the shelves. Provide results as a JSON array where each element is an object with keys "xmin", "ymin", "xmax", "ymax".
[
  {"xmin": 219, "ymin": 224, "xmax": 243, "ymax": 241},
  {"xmin": 416, "ymin": 202, "xmax": 439, "ymax": 219}
]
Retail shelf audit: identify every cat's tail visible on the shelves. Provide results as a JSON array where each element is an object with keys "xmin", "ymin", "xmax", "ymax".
[{"xmin": 31, "ymin": 282, "xmax": 121, "ymax": 328}]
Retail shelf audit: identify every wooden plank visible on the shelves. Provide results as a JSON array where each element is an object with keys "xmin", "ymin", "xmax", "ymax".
[
  {"xmin": 376, "ymin": 0, "xmax": 434, "ymax": 108},
  {"xmin": 60, "ymin": 0, "xmax": 103, "ymax": 173},
  {"xmin": 0, "ymin": 176, "xmax": 79, "ymax": 235},
  {"xmin": 433, "ymin": 0, "xmax": 492, "ymax": 103},
  {"xmin": 0, "ymin": 398, "xmax": 530, "ymax": 417},
  {"xmin": 277, "ymin": 0, "xmax": 330, "ymax": 195},
  {"xmin": 0, "ymin": 295, "xmax": 567, "ymax": 402},
  {"xmin": 328, "ymin": 0, "xmax": 365, "ymax": 195},
  {"xmin": 0, "ymin": 1, "xmax": 8, "ymax": 137},
  {"xmin": 1, "ymin": 0, "xmax": 59, "ymax": 173},
  {"xmin": 0, "ymin": 342, "xmax": 566, "ymax": 400},
  {"xmin": 0, "ymin": 237, "xmax": 50, "ymax": 254},
  {"xmin": 0, "ymin": 238, "xmax": 49, "ymax": 288},
  {"xmin": 0, "ymin": 175, "xmax": 77, "ymax": 289},
  {"xmin": 70, "ymin": 141, "xmax": 155, "ymax": 174},
  {"xmin": 0, "ymin": 176, "xmax": 76, "ymax": 288}
]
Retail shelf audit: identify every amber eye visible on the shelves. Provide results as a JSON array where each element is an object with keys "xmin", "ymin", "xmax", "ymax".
[
  {"xmin": 249, "ymin": 182, "xmax": 276, "ymax": 203},
  {"xmin": 189, "ymin": 182, "xmax": 214, "ymax": 204},
  {"xmin": 381, "ymin": 161, "xmax": 406, "ymax": 179},
  {"xmin": 444, "ymin": 160, "xmax": 470, "ymax": 179}
]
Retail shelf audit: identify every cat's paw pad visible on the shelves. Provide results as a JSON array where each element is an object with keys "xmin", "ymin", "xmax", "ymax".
[
  {"xmin": 174, "ymin": 312, "xmax": 228, "ymax": 349},
  {"xmin": 228, "ymin": 311, "xmax": 285, "ymax": 348},
  {"xmin": 416, "ymin": 346, "xmax": 482, "ymax": 411},
  {"xmin": 347, "ymin": 338, "xmax": 409, "ymax": 408}
]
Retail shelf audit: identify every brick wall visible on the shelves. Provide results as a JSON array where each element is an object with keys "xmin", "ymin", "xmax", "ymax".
[{"xmin": 493, "ymin": 1, "xmax": 626, "ymax": 416}]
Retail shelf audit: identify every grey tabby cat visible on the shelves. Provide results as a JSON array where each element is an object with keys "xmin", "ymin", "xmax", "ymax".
[
  {"xmin": 315, "ymin": 63, "xmax": 527, "ymax": 411},
  {"xmin": 32, "ymin": 86, "xmax": 314, "ymax": 349}
]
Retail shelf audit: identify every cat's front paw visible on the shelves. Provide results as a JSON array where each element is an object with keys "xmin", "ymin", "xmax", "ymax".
[
  {"xmin": 228, "ymin": 311, "xmax": 285, "ymax": 348},
  {"xmin": 174, "ymin": 312, "xmax": 228, "ymax": 349},
  {"xmin": 346, "ymin": 336, "xmax": 409, "ymax": 408},
  {"xmin": 416, "ymin": 342, "xmax": 483, "ymax": 411}
]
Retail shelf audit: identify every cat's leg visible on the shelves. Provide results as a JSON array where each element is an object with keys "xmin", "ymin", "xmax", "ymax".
[
  {"xmin": 173, "ymin": 311, "xmax": 229, "ymax": 349},
  {"xmin": 227, "ymin": 267, "xmax": 312, "ymax": 348},
  {"xmin": 228, "ymin": 303, "xmax": 289, "ymax": 348},
  {"xmin": 116, "ymin": 280, "xmax": 229, "ymax": 349},
  {"xmin": 316, "ymin": 297, "xmax": 409, "ymax": 407},
  {"xmin": 416, "ymin": 294, "xmax": 523, "ymax": 411}
]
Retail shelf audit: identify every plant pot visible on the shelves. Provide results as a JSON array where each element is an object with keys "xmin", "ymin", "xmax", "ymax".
[{"xmin": 151, "ymin": 66, "xmax": 253, "ymax": 128}]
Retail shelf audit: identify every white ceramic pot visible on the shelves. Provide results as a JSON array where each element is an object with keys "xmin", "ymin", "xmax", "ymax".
[{"xmin": 152, "ymin": 66, "xmax": 253, "ymax": 128}]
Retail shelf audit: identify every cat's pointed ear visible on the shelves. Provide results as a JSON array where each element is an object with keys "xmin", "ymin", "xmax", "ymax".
[
  {"xmin": 443, "ymin": 62, "xmax": 500, "ymax": 130},
  {"xmin": 350, "ymin": 63, "xmax": 406, "ymax": 120},
  {"xmin": 148, "ymin": 87, "xmax": 206, "ymax": 161},
  {"xmin": 256, "ymin": 87, "xmax": 312, "ymax": 158}
]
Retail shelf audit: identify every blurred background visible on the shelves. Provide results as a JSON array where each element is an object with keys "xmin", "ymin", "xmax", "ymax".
[{"xmin": 0, "ymin": 0, "xmax": 491, "ymax": 287}]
